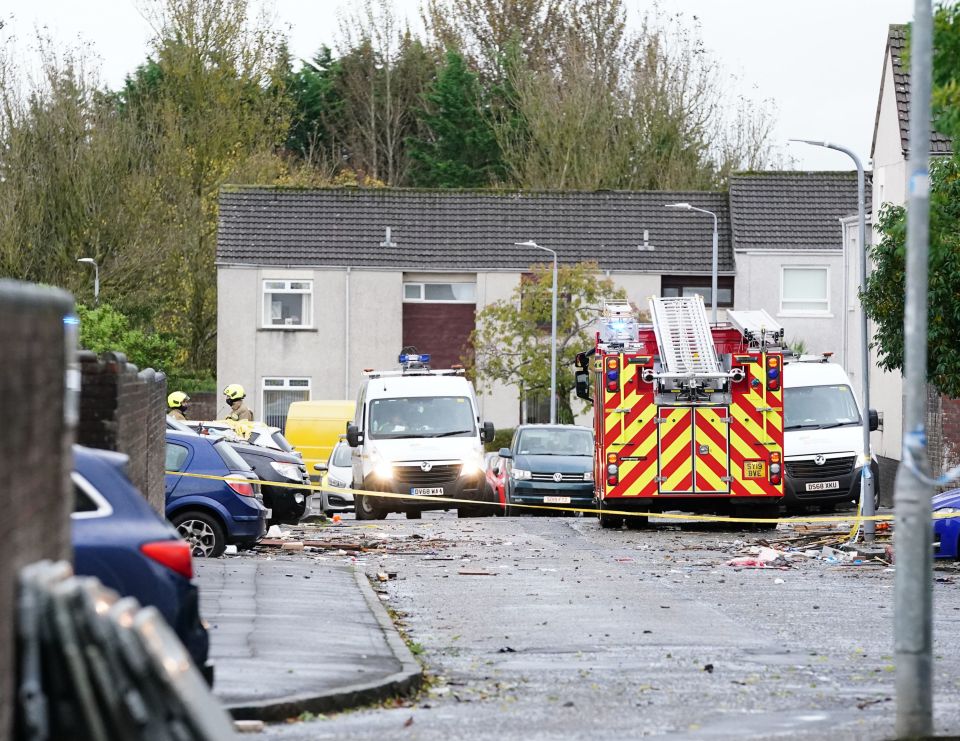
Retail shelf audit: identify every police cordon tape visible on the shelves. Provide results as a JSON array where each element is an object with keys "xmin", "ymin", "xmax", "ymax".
[{"xmin": 161, "ymin": 469, "xmax": 959, "ymax": 526}]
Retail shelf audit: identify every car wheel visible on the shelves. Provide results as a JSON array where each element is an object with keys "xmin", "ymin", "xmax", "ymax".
[
  {"xmin": 354, "ymin": 494, "xmax": 385, "ymax": 520},
  {"xmin": 734, "ymin": 503, "xmax": 778, "ymax": 531},
  {"xmin": 172, "ymin": 511, "xmax": 226, "ymax": 558},
  {"xmin": 504, "ymin": 492, "xmax": 523, "ymax": 517},
  {"xmin": 625, "ymin": 515, "xmax": 650, "ymax": 529},
  {"xmin": 598, "ymin": 499, "xmax": 624, "ymax": 530}
]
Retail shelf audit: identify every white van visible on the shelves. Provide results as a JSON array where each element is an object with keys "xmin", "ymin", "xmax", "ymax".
[
  {"xmin": 346, "ymin": 354, "xmax": 496, "ymax": 519},
  {"xmin": 782, "ymin": 356, "xmax": 879, "ymax": 511}
]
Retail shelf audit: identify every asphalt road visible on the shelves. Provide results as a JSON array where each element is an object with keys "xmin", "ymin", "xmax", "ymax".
[{"xmin": 265, "ymin": 512, "xmax": 960, "ymax": 740}]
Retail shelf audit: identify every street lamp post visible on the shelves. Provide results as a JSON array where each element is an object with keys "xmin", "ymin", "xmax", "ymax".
[
  {"xmin": 515, "ymin": 240, "xmax": 558, "ymax": 424},
  {"xmin": 789, "ymin": 138, "xmax": 875, "ymax": 542},
  {"xmin": 77, "ymin": 258, "xmax": 99, "ymax": 305},
  {"xmin": 664, "ymin": 203, "xmax": 719, "ymax": 323}
]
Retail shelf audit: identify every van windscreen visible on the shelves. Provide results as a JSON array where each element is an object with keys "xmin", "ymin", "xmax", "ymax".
[
  {"xmin": 368, "ymin": 397, "xmax": 476, "ymax": 439},
  {"xmin": 784, "ymin": 385, "xmax": 861, "ymax": 430}
]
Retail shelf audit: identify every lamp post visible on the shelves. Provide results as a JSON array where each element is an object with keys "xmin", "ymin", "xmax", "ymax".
[
  {"xmin": 77, "ymin": 258, "xmax": 99, "ymax": 305},
  {"xmin": 789, "ymin": 138, "xmax": 875, "ymax": 542},
  {"xmin": 515, "ymin": 240, "xmax": 558, "ymax": 424},
  {"xmin": 664, "ymin": 203, "xmax": 719, "ymax": 323}
]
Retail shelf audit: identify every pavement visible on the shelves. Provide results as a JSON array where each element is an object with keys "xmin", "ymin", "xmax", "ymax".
[{"xmin": 194, "ymin": 555, "xmax": 422, "ymax": 721}]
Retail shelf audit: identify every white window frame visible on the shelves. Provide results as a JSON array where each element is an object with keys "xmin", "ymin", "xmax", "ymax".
[
  {"xmin": 261, "ymin": 377, "xmax": 311, "ymax": 431},
  {"xmin": 262, "ymin": 279, "xmax": 314, "ymax": 329},
  {"xmin": 779, "ymin": 266, "xmax": 831, "ymax": 317},
  {"xmin": 402, "ymin": 282, "xmax": 477, "ymax": 304}
]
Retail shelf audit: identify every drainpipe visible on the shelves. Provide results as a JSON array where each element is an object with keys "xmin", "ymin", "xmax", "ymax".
[
  {"xmin": 344, "ymin": 267, "xmax": 351, "ymax": 398},
  {"xmin": 840, "ymin": 217, "xmax": 849, "ymax": 373}
]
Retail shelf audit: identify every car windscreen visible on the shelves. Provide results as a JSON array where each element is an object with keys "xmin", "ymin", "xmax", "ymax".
[
  {"xmin": 516, "ymin": 428, "xmax": 593, "ymax": 456},
  {"xmin": 213, "ymin": 439, "xmax": 254, "ymax": 471},
  {"xmin": 330, "ymin": 443, "xmax": 353, "ymax": 467},
  {"xmin": 368, "ymin": 396, "xmax": 476, "ymax": 439},
  {"xmin": 784, "ymin": 385, "xmax": 862, "ymax": 430}
]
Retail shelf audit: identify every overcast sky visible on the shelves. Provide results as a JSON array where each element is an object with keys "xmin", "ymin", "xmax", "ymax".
[{"xmin": 6, "ymin": 0, "xmax": 914, "ymax": 171}]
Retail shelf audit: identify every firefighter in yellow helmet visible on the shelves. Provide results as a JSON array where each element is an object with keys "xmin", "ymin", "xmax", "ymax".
[
  {"xmin": 223, "ymin": 384, "xmax": 254, "ymax": 422},
  {"xmin": 167, "ymin": 391, "xmax": 190, "ymax": 421}
]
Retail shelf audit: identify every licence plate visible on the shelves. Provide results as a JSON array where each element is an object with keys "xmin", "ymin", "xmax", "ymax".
[
  {"xmin": 543, "ymin": 496, "xmax": 571, "ymax": 504},
  {"xmin": 411, "ymin": 487, "xmax": 444, "ymax": 496},
  {"xmin": 744, "ymin": 461, "xmax": 766, "ymax": 479},
  {"xmin": 806, "ymin": 481, "xmax": 840, "ymax": 492}
]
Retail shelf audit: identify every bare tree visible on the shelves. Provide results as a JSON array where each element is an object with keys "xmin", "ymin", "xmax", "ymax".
[{"xmin": 337, "ymin": 0, "xmax": 434, "ymax": 185}]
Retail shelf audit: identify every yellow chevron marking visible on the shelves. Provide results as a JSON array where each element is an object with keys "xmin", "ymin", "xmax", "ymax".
[
  {"xmin": 694, "ymin": 409, "xmax": 729, "ymax": 493},
  {"xmin": 660, "ymin": 409, "xmax": 693, "ymax": 492},
  {"xmin": 615, "ymin": 402, "xmax": 658, "ymax": 497}
]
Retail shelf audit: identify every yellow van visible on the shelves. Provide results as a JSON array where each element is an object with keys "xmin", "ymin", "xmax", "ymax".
[{"xmin": 284, "ymin": 400, "xmax": 356, "ymax": 481}]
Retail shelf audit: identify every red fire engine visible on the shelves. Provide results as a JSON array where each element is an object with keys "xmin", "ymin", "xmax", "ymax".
[{"xmin": 575, "ymin": 296, "xmax": 785, "ymax": 528}]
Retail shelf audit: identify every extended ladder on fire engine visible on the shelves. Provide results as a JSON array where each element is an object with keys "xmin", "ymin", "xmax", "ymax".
[{"xmin": 649, "ymin": 295, "xmax": 721, "ymax": 378}]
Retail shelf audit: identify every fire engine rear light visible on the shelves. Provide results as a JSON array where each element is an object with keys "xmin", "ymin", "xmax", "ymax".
[
  {"xmin": 769, "ymin": 451, "xmax": 782, "ymax": 485},
  {"xmin": 606, "ymin": 464, "xmax": 618, "ymax": 476},
  {"xmin": 766, "ymin": 355, "xmax": 781, "ymax": 392},
  {"xmin": 606, "ymin": 452, "xmax": 618, "ymax": 464},
  {"xmin": 605, "ymin": 357, "xmax": 620, "ymax": 392},
  {"xmin": 141, "ymin": 540, "xmax": 193, "ymax": 579},
  {"xmin": 226, "ymin": 476, "xmax": 256, "ymax": 497}
]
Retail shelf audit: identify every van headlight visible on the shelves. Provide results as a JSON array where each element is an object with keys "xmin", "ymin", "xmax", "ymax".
[
  {"xmin": 512, "ymin": 468, "xmax": 531, "ymax": 481},
  {"xmin": 460, "ymin": 458, "xmax": 482, "ymax": 477},
  {"xmin": 583, "ymin": 470, "xmax": 594, "ymax": 482},
  {"xmin": 855, "ymin": 453, "xmax": 870, "ymax": 468},
  {"xmin": 374, "ymin": 460, "xmax": 393, "ymax": 480}
]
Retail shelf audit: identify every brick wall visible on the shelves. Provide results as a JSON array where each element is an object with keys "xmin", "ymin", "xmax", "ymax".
[
  {"xmin": 77, "ymin": 352, "xmax": 167, "ymax": 512},
  {"xmin": 187, "ymin": 391, "xmax": 219, "ymax": 422},
  {"xmin": 0, "ymin": 281, "xmax": 74, "ymax": 740},
  {"xmin": 927, "ymin": 387, "xmax": 960, "ymax": 492}
]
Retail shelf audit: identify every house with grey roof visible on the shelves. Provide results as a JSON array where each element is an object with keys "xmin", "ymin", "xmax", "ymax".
[
  {"xmin": 866, "ymin": 23, "xmax": 952, "ymax": 470},
  {"xmin": 216, "ymin": 179, "xmax": 862, "ymax": 431},
  {"xmin": 730, "ymin": 171, "xmax": 868, "ymax": 367},
  {"xmin": 216, "ymin": 188, "xmax": 735, "ymax": 429}
]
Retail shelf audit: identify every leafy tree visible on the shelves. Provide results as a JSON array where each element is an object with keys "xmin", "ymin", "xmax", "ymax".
[
  {"xmin": 862, "ymin": 158, "xmax": 960, "ymax": 397},
  {"xmin": 77, "ymin": 303, "xmax": 179, "ymax": 373},
  {"xmin": 469, "ymin": 262, "xmax": 625, "ymax": 422},
  {"xmin": 0, "ymin": 32, "xmax": 158, "ymax": 301},
  {"xmin": 491, "ymin": 2, "xmax": 782, "ymax": 190},
  {"xmin": 284, "ymin": 46, "xmax": 345, "ymax": 168},
  {"xmin": 122, "ymin": 0, "xmax": 292, "ymax": 373},
  {"xmin": 423, "ymin": 0, "xmax": 567, "ymax": 82},
  {"xmin": 863, "ymin": 3, "xmax": 960, "ymax": 397},
  {"xmin": 408, "ymin": 50, "xmax": 503, "ymax": 187}
]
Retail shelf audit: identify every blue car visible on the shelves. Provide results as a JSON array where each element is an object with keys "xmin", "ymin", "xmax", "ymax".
[
  {"xmin": 71, "ymin": 445, "xmax": 212, "ymax": 682},
  {"xmin": 165, "ymin": 429, "xmax": 268, "ymax": 557},
  {"xmin": 933, "ymin": 488, "xmax": 960, "ymax": 559},
  {"xmin": 499, "ymin": 424, "xmax": 595, "ymax": 516}
]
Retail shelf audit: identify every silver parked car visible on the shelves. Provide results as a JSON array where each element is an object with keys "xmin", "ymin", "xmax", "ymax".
[{"xmin": 308, "ymin": 438, "xmax": 354, "ymax": 516}]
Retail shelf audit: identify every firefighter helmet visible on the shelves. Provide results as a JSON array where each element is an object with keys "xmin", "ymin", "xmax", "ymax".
[
  {"xmin": 223, "ymin": 384, "xmax": 246, "ymax": 401},
  {"xmin": 168, "ymin": 391, "xmax": 190, "ymax": 409}
]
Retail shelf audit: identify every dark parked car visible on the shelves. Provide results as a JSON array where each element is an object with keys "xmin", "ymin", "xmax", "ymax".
[
  {"xmin": 499, "ymin": 424, "xmax": 595, "ymax": 516},
  {"xmin": 165, "ymin": 429, "xmax": 268, "ymax": 557},
  {"xmin": 72, "ymin": 445, "xmax": 212, "ymax": 683},
  {"xmin": 228, "ymin": 441, "xmax": 311, "ymax": 525}
]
